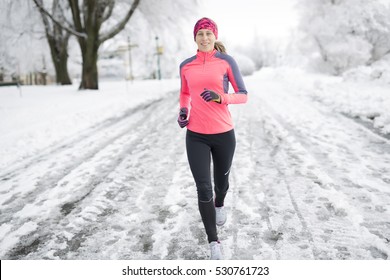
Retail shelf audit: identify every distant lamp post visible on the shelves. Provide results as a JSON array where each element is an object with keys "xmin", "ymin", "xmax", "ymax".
[
  {"xmin": 155, "ymin": 36, "xmax": 163, "ymax": 80},
  {"xmin": 127, "ymin": 36, "xmax": 138, "ymax": 82},
  {"xmin": 117, "ymin": 36, "xmax": 138, "ymax": 82}
]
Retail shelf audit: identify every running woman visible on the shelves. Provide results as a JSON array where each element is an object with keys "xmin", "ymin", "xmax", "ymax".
[{"xmin": 177, "ymin": 17, "xmax": 248, "ymax": 260}]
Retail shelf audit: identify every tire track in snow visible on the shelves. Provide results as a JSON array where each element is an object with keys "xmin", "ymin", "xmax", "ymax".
[
  {"xmin": 264, "ymin": 107, "xmax": 387, "ymax": 259},
  {"xmin": 0, "ymin": 96, "xmax": 171, "ymax": 217},
  {"xmin": 222, "ymin": 107, "xmax": 280, "ymax": 260},
  {"xmin": 275, "ymin": 97, "xmax": 389, "ymax": 257},
  {"xmin": 226, "ymin": 99, "xmax": 317, "ymax": 260},
  {"xmin": 253, "ymin": 105, "xmax": 372, "ymax": 259},
  {"xmin": 247, "ymin": 79, "xmax": 390, "ymax": 259},
  {"xmin": 0, "ymin": 91, "xmax": 181, "ymax": 259},
  {"xmin": 0, "ymin": 99, "xmax": 165, "ymax": 181}
]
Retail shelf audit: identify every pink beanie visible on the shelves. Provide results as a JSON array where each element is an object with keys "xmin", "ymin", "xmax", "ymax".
[{"xmin": 193, "ymin": 17, "xmax": 218, "ymax": 40}]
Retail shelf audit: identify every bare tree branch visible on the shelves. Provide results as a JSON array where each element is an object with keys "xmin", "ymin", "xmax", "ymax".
[
  {"xmin": 56, "ymin": 0, "xmax": 75, "ymax": 28},
  {"xmin": 35, "ymin": 0, "xmax": 52, "ymax": 37},
  {"xmin": 68, "ymin": 0, "xmax": 88, "ymax": 38},
  {"xmin": 32, "ymin": 0, "xmax": 87, "ymax": 38},
  {"xmin": 99, "ymin": 0, "xmax": 141, "ymax": 44},
  {"xmin": 101, "ymin": 0, "xmax": 115, "ymax": 23}
]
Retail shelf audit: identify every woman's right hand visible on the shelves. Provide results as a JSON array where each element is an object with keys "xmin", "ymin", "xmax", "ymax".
[{"xmin": 177, "ymin": 107, "xmax": 189, "ymax": 128}]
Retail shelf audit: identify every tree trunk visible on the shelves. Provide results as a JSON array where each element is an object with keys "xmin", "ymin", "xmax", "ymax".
[
  {"xmin": 79, "ymin": 45, "xmax": 99, "ymax": 90},
  {"xmin": 78, "ymin": 25, "xmax": 100, "ymax": 90},
  {"xmin": 55, "ymin": 55, "xmax": 72, "ymax": 85},
  {"xmin": 48, "ymin": 37, "xmax": 72, "ymax": 85}
]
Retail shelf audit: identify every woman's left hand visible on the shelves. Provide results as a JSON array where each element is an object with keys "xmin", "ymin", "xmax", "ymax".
[{"xmin": 200, "ymin": 89, "xmax": 221, "ymax": 104}]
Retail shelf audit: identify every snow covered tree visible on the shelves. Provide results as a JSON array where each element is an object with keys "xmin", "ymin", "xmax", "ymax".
[
  {"xmin": 33, "ymin": 0, "xmax": 72, "ymax": 85},
  {"xmin": 70, "ymin": 0, "xmax": 141, "ymax": 89},
  {"xmin": 0, "ymin": 0, "xmax": 48, "ymax": 81},
  {"xmin": 33, "ymin": 0, "xmax": 141, "ymax": 90},
  {"xmin": 298, "ymin": 0, "xmax": 390, "ymax": 74}
]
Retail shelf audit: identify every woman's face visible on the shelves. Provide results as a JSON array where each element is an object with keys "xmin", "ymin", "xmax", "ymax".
[{"xmin": 195, "ymin": 29, "xmax": 216, "ymax": 52}]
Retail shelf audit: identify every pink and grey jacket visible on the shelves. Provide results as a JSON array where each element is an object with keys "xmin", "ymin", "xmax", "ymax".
[{"xmin": 179, "ymin": 49, "xmax": 248, "ymax": 134}]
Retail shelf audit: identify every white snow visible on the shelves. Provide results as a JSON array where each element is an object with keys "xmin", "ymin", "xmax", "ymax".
[
  {"xmin": 0, "ymin": 79, "xmax": 179, "ymax": 171},
  {"xmin": 0, "ymin": 69, "xmax": 390, "ymax": 260}
]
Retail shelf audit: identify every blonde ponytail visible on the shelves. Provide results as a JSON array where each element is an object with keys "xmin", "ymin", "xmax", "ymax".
[{"xmin": 214, "ymin": 41, "xmax": 226, "ymax": 54}]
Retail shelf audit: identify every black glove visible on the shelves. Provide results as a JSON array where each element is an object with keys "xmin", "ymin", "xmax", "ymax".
[
  {"xmin": 200, "ymin": 89, "xmax": 221, "ymax": 104},
  {"xmin": 177, "ymin": 107, "xmax": 189, "ymax": 128}
]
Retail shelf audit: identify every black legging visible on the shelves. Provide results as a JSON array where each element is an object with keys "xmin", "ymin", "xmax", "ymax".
[{"xmin": 186, "ymin": 129, "xmax": 236, "ymax": 242}]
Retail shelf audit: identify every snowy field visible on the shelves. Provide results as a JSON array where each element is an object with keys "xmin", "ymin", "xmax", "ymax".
[{"xmin": 0, "ymin": 68, "xmax": 389, "ymax": 260}]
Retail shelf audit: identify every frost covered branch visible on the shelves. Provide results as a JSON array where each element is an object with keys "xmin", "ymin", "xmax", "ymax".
[{"xmin": 32, "ymin": 0, "xmax": 87, "ymax": 38}]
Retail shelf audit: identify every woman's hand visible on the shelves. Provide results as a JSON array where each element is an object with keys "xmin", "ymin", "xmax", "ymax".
[
  {"xmin": 177, "ymin": 107, "xmax": 189, "ymax": 128},
  {"xmin": 200, "ymin": 89, "xmax": 221, "ymax": 104}
]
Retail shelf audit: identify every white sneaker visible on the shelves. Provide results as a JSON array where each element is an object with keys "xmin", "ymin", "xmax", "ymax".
[
  {"xmin": 215, "ymin": 206, "xmax": 227, "ymax": 226},
  {"xmin": 209, "ymin": 241, "xmax": 223, "ymax": 260}
]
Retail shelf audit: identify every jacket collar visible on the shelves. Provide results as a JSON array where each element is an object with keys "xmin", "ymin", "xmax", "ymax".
[{"xmin": 196, "ymin": 49, "xmax": 217, "ymax": 60}]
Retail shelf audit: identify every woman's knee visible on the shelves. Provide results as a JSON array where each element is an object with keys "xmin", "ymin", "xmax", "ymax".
[{"xmin": 196, "ymin": 182, "xmax": 213, "ymax": 202}]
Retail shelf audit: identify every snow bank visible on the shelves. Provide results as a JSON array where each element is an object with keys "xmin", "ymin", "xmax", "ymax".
[
  {"xmin": 258, "ymin": 67, "xmax": 390, "ymax": 136},
  {"xmin": 343, "ymin": 54, "xmax": 390, "ymax": 86}
]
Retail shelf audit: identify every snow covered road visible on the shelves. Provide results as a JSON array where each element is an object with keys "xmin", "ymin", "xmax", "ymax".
[
  {"xmin": 0, "ymin": 70, "xmax": 389, "ymax": 260},
  {"xmin": 231, "ymin": 71, "xmax": 390, "ymax": 260}
]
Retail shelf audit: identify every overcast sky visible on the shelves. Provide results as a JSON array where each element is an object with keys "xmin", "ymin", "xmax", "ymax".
[{"xmin": 199, "ymin": 0, "xmax": 299, "ymax": 46}]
